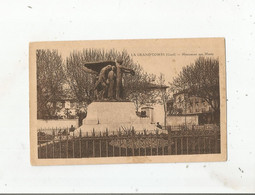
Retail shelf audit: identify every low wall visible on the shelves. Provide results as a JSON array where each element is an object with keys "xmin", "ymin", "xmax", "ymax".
[
  {"xmin": 136, "ymin": 117, "xmax": 151, "ymax": 124},
  {"xmin": 166, "ymin": 115, "xmax": 198, "ymax": 126},
  {"xmin": 37, "ymin": 119, "xmax": 78, "ymax": 130}
]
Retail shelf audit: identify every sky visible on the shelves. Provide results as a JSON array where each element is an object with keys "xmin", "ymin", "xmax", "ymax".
[{"xmin": 33, "ymin": 38, "xmax": 223, "ymax": 85}]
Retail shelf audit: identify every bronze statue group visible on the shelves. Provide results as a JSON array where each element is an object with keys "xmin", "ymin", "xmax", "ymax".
[{"xmin": 85, "ymin": 59, "xmax": 135, "ymax": 101}]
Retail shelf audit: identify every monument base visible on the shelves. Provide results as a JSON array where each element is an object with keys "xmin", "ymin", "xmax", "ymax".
[{"xmin": 74, "ymin": 101, "xmax": 156, "ymax": 136}]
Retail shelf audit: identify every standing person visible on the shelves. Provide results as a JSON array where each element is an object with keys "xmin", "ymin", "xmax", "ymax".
[
  {"xmin": 115, "ymin": 59, "xmax": 135, "ymax": 100},
  {"xmin": 107, "ymin": 66, "xmax": 116, "ymax": 100},
  {"xmin": 77, "ymin": 110, "xmax": 87, "ymax": 127},
  {"xmin": 94, "ymin": 65, "xmax": 112, "ymax": 100},
  {"xmin": 69, "ymin": 125, "xmax": 76, "ymax": 136}
]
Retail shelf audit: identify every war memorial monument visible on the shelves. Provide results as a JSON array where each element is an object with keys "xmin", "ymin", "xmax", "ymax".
[{"xmin": 74, "ymin": 59, "xmax": 156, "ymax": 135}]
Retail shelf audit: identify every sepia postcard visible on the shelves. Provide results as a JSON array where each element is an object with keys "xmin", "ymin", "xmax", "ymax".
[{"xmin": 30, "ymin": 38, "xmax": 226, "ymax": 165}]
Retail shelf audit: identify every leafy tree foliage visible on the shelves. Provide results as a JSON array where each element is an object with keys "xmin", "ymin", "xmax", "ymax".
[
  {"xmin": 37, "ymin": 50, "xmax": 66, "ymax": 119},
  {"xmin": 170, "ymin": 57, "xmax": 220, "ymax": 112}
]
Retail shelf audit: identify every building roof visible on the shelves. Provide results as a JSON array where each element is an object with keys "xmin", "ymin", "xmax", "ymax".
[
  {"xmin": 173, "ymin": 85, "xmax": 219, "ymax": 96},
  {"xmin": 141, "ymin": 106, "xmax": 154, "ymax": 109}
]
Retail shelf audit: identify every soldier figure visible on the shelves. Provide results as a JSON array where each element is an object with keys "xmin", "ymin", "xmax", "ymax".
[
  {"xmin": 84, "ymin": 59, "xmax": 135, "ymax": 101},
  {"xmin": 115, "ymin": 59, "xmax": 135, "ymax": 100},
  {"xmin": 94, "ymin": 65, "xmax": 112, "ymax": 100},
  {"xmin": 107, "ymin": 66, "xmax": 116, "ymax": 100}
]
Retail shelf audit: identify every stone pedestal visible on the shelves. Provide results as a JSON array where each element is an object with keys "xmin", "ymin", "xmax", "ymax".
[{"xmin": 75, "ymin": 101, "xmax": 156, "ymax": 135}]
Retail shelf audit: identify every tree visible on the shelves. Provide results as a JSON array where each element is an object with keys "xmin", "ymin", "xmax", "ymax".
[
  {"xmin": 170, "ymin": 57, "xmax": 220, "ymax": 123},
  {"xmin": 156, "ymin": 73, "xmax": 169, "ymax": 128},
  {"xmin": 66, "ymin": 51, "xmax": 96, "ymax": 103},
  {"xmin": 126, "ymin": 70, "xmax": 158, "ymax": 112},
  {"xmin": 37, "ymin": 49, "xmax": 66, "ymax": 119}
]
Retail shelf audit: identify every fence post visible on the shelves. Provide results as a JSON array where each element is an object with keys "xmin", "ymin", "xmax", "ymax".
[
  {"xmin": 118, "ymin": 129, "xmax": 121, "ymax": 156},
  {"xmin": 99, "ymin": 131, "xmax": 102, "ymax": 157},
  {"xmin": 192, "ymin": 136, "xmax": 196, "ymax": 154},
  {"xmin": 46, "ymin": 139, "xmax": 48, "ymax": 158},
  {"xmin": 92, "ymin": 129, "xmax": 95, "ymax": 157},
  {"xmin": 156, "ymin": 133, "xmax": 159, "ymax": 156},
  {"xmin": 59, "ymin": 129, "xmax": 62, "ymax": 158},
  {"xmin": 106, "ymin": 128, "xmax": 109, "ymax": 157},
  {"xmin": 79, "ymin": 129, "xmax": 82, "ymax": 158},
  {"xmin": 167, "ymin": 126, "xmax": 172, "ymax": 155},
  {"xmin": 72, "ymin": 130, "xmax": 75, "ymax": 158},
  {"xmin": 112, "ymin": 131, "xmax": 115, "ymax": 157},
  {"xmin": 208, "ymin": 137, "xmax": 211, "ymax": 153},
  {"xmin": 86, "ymin": 132, "xmax": 89, "ymax": 157},
  {"xmin": 215, "ymin": 130, "xmax": 219, "ymax": 153},
  {"xmin": 52, "ymin": 129, "xmax": 55, "ymax": 158},
  {"xmin": 38, "ymin": 129, "xmax": 41, "ymax": 158},
  {"xmin": 131, "ymin": 130, "xmax": 135, "ymax": 156},
  {"xmin": 198, "ymin": 136, "xmax": 201, "ymax": 154},
  {"xmin": 175, "ymin": 138, "xmax": 178, "ymax": 155},
  {"xmin": 186, "ymin": 137, "xmax": 189, "ymax": 154},
  {"xmin": 66, "ymin": 128, "xmax": 69, "ymax": 158},
  {"xmin": 156, "ymin": 130, "xmax": 159, "ymax": 155},
  {"xmin": 203, "ymin": 137, "xmax": 206, "ymax": 154},
  {"xmin": 150, "ymin": 133, "xmax": 153, "ymax": 156},
  {"xmin": 126, "ymin": 132, "xmax": 128, "ymax": 156}
]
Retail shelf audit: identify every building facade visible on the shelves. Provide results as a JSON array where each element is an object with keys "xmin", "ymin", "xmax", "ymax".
[{"xmin": 171, "ymin": 91, "xmax": 219, "ymax": 125}]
